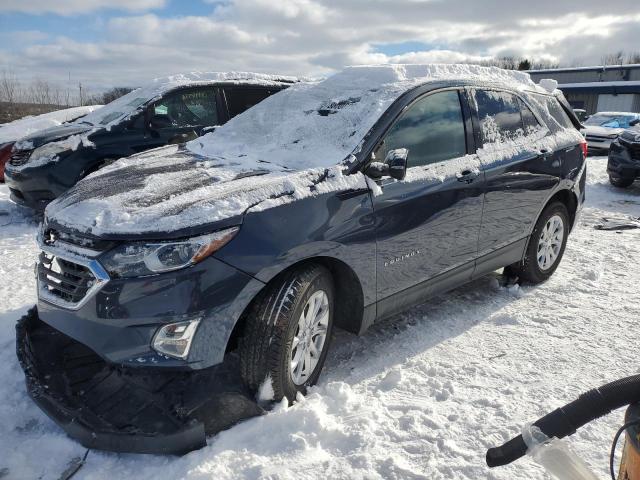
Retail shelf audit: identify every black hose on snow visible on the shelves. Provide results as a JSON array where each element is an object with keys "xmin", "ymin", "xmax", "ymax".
[{"xmin": 486, "ymin": 374, "xmax": 640, "ymax": 468}]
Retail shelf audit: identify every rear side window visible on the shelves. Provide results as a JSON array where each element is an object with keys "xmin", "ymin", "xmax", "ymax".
[
  {"xmin": 518, "ymin": 98, "xmax": 542, "ymax": 133},
  {"xmin": 225, "ymin": 88, "xmax": 275, "ymax": 118},
  {"xmin": 376, "ymin": 90, "xmax": 467, "ymax": 168},
  {"xmin": 473, "ymin": 90, "xmax": 523, "ymax": 143},
  {"xmin": 533, "ymin": 94, "xmax": 574, "ymax": 129}
]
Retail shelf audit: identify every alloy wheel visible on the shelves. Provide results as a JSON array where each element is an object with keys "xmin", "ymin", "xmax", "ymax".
[
  {"xmin": 537, "ymin": 214, "xmax": 564, "ymax": 271},
  {"xmin": 290, "ymin": 290, "xmax": 329, "ymax": 385}
]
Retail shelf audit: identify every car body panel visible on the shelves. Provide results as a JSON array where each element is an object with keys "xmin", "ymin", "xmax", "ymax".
[{"xmin": 37, "ymin": 252, "xmax": 265, "ymax": 369}]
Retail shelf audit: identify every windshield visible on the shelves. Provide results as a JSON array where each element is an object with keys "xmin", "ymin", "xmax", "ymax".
[
  {"xmin": 584, "ymin": 114, "xmax": 637, "ymax": 128},
  {"xmin": 76, "ymin": 90, "xmax": 149, "ymax": 127}
]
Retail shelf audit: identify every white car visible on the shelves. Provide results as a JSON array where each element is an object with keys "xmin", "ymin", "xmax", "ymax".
[{"xmin": 581, "ymin": 112, "xmax": 640, "ymax": 153}]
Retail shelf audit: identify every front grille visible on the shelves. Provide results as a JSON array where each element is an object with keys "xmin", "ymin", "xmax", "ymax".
[
  {"xmin": 9, "ymin": 149, "xmax": 32, "ymax": 166},
  {"xmin": 620, "ymin": 138, "xmax": 640, "ymax": 161},
  {"xmin": 38, "ymin": 252, "xmax": 97, "ymax": 305}
]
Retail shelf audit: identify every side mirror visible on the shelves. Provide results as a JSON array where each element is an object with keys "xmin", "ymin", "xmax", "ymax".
[
  {"xmin": 630, "ymin": 119, "xmax": 640, "ymax": 127},
  {"xmin": 365, "ymin": 148, "xmax": 408, "ymax": 181},
  {"xmin": 384, "ymin": 148, "xmax": 408, "ymax": 180}
]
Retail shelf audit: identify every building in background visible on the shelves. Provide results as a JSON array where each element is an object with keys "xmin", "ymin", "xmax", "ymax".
[{"xmin": 527, "ymin": 64, "xmax": 640, "ymax": 115}]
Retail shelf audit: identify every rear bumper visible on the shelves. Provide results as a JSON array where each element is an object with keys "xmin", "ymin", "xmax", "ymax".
[
  {"xmin": 16, "ymin": 306, "xmax": 264, "ymax": 455},
  {"xmin": 586, "ymin": 138, "xmax": 614, "ymax": 153}
]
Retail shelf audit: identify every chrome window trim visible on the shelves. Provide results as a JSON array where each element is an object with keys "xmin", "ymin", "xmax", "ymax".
[{"xmin": 37, "ymin": 243, "xmax": 110, "ymax": 311}]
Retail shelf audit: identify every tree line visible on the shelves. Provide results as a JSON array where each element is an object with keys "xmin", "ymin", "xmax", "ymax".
[{"xmin": 0, "ymin": 70, "xmax": 134, "ymax": 123}]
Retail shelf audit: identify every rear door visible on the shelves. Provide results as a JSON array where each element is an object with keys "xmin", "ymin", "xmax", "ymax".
[
  {"xmin": 470, "ymin": 89, "xmax": 562, "ymax": 270},
  {"xmin": 370, "ymin": 88, "xmax": 484, "ymax": 318}
]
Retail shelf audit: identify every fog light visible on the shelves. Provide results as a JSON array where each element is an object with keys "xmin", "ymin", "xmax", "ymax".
[{"xmin": 152, "ymin": 319, "xmax": 200, "ymax": 359}]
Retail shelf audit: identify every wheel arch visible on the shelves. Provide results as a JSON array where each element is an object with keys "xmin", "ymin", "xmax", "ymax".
[
  {"xmin": 544, "ymin": 188, "xmax": 579, "ymax": 232},
  {"xmin": 225, "ymin": 256, "xmax": 366, "ymax": 354},
  {"xmin": 519, "ymin": 187, "xmax": 578, "ymax": 266}
]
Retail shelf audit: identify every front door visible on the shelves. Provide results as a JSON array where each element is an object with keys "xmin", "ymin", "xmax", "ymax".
[
  {"xmin": 133, "ymin": 87, "xmax": 222, "ymax": 152},
  {"xmin": 370, "ymin": 89, "xmax": 485, "ymax": 319}
]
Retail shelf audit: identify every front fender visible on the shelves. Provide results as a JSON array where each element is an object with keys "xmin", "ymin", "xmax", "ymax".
[{"xmin": 215, "ymin": 189, "xmax": 378, "ymax": 306}]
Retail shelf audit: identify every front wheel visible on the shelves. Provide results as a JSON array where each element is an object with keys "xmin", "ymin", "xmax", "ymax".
[
  {"xmin": 506, "ymin": 201, "xmax": 569, "ymax": 284},
  {"xmin": 239, "ymin": 264, "xmax": 334, "ymax": 402},
  {"xmin": 609, "ymin": 174, "xmax": 634, "ymax": 188}
]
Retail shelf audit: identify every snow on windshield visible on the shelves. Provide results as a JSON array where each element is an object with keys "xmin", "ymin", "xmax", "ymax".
[
  {"xmin": 0, "ymin": 105, "xmax": 101, "ymax": 144},
  {"xmin": 76, "ymin": 71, "xmax": 297, "ymax": 130},
  {"xmin": 188, "ymin": 64, "xmax": 537, "ymax": 171}
]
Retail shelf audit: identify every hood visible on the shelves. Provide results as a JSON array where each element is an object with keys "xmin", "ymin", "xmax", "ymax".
[
  {"xmin": 582, "ymin": 125, "xmax": 625, "ymax": 137},
  {"xmin": 17, "ymin": 123, "xmax": 95, "ymax": 149},
  {"xmin": 45, "ymin": 144, "xmax": 367, "ymax": 240}
]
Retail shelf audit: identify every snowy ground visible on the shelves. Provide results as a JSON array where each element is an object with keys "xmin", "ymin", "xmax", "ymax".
[{"xmin": 0, "ymin": 156, "xmax": 639, "ymax": 480}]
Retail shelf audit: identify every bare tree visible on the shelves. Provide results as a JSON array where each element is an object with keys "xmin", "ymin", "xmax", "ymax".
[
  {"xmin": 28, "ymin": 77, "xmax": 54, "ymax": 105},
  {"xmin": 601, "ymin": 51, "xmax": 624, "ymax": 66},
  {"xmin": 0, "ymin": 70, "xmax": 20, "ymax": 105},
  {"xmin": 627, "ymin": 52, "xmax": 640, "ymax": 64}
]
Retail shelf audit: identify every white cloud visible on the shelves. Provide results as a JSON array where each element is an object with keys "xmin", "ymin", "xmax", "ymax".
[
  {"xmin": 2, "ymin": 1, "xmax": 640, "ymax": 92},
  {"xmin": 0, "ymin": 0, "xmax": 166, "ymax": 15}
]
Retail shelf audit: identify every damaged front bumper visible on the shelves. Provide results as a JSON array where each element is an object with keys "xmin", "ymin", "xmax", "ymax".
[{"xmin": 16, "ymin": 307, "xmax": 264, "ymax": 455}]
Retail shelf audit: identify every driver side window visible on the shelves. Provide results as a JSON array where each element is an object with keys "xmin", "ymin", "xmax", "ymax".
[
  {"xmin": 376, "ymin": 90, "xmax": 467, "ymax": 168},
  {"xmin": 151, "ymin": 88, "xmax": 219, "ymax": 129}
]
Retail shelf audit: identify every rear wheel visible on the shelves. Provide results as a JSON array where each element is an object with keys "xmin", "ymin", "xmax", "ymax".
[
  {"xmin": 609, "ymin": 174, "xmax": 634, "ymax": 188},
  {"xmin": 506, "ymin": 201, "xmax": 569, "ymax": 284},
  {"xmin": 239, "ymin": 264, "xmax": 334, "ymax": 401}
]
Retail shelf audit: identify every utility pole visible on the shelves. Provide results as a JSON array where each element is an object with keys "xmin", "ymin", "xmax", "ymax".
[{"xmin": 78, "ymin": 81, "xmax": 83, "ymax": 106}]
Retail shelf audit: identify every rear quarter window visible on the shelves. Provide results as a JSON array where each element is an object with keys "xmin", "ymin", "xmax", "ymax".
[
  {"xmin": 532, "ymin": 93, "xmax": 574, "ymax": 130},
  {"xmin": 473, "ymin": 89, "xmax": 524, "ymax": 144}
]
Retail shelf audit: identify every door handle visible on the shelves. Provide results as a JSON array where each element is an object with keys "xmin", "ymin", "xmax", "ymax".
[{"xmin": 456, "ymin": 169, "xmax": 480, "ymax": 183}]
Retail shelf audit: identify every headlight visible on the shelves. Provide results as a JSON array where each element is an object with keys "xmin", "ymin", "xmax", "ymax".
[
  {"xmin": 31, "ymin": 142, "xmax": 70, "ymax": 161},
  {"xmin": 99, "ymin": 227, "xmax": 239, "ymax": 278}
]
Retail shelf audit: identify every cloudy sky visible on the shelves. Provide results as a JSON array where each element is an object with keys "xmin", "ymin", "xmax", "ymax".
[{"xmin": 1, "ymin": 0, "xmax": 639, "ymax": 91}]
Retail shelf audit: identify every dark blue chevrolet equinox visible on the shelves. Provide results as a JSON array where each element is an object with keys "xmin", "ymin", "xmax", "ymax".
[{"xmin": 17, "ymin": 65, "xmax": 587, "ymax": 454}]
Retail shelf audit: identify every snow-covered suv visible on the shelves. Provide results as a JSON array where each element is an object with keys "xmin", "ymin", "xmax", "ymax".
[{"xmin": 17, "ymin": 64, "xmax": 587, "ymax": 455}]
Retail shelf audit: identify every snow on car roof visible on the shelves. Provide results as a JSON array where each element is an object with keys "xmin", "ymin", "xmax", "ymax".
[
  {"xmin": 77, "ymin": 71, "xmax": 299, "ymax": 129},
  {"xmin": 0, "ymin": 105, "xmax": 102, "ymax": 144},
  {"xmin": 188, "ymin": 64, "xmax": 537, "ymax": 171}
]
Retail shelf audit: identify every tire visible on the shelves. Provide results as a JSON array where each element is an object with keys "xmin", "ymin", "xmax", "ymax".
[
  {"xmin": 506, "ymin": 201, "xmax": 570, "ymax": 284},
  {"xmin": 239, "ymin": 264, "xmax": 334, "ymax": 401},
  {"xmin": 609, "ymin": 174, "xmax": 634, "ymax": 188}
]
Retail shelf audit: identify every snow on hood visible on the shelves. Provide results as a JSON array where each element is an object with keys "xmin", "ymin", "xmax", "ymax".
[
  {"xmin": 76, "ymin": 71, "xmax": 298, "ymax": 130},
  {"xmin": 0, "ymin": 105, "xmax": 101, "ymax": 145},
  {"xmin": 45, "ymin": 144, "xmax": 368, "ymax": 238},
  {"xmin": 187, "ymin": 64, "xmax": 537, "ymax": 171},
  {"xmin": 46, "ymin": 64, "xmax": 541, "ymax": 238}
]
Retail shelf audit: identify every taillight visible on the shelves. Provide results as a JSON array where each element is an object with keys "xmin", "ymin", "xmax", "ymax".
[{"xmin": 579, "ymin": 139, "xmax": 588, "ymax": 159}]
